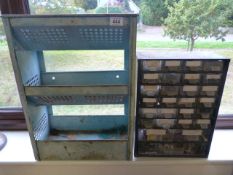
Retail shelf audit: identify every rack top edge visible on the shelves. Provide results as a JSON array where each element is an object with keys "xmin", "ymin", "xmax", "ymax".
[
  {"xmin": 1, "ymin": 13, "xmax": 138, "ymax": 18},
  {"xmin": 137, "ymin": 51, "xmax": 230, "ymax": 60}
]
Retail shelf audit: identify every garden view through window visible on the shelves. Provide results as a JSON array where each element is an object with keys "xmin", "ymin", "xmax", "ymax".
[
  {"xmin": 0, "ymin": 0, "xmax": 233, "ymax": 117},
  {"xmin": 44, "ymin": 50, "xmax": 124, "ymax": 72}
]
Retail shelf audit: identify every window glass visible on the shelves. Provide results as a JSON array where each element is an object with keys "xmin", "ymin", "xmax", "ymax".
[
  {"xmin": 2, "ymin": 1, "xmax": 233, "ymax": 117},
  {"xmin": 29, "ymin": 0, "xmax": 131, "ymax": 15},
  {"xmin": 0, "ymin": 12, "xmax": 21, "ymax": 107},
  {"xmin": 44, "ymin": 50, "xmax": 124, "ymax": 72},
  {"xmin": 53, "ymin": 105, "xmax": 125, "ymax": 116},
  {"xmin": 218, "ymin": 50, "xmax": 233, "ymax": 115}
]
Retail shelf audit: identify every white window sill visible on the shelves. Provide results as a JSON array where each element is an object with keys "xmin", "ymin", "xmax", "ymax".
[
  {"xmin": 0, "ymin": 130, "xmax": 233, "ymax": 175},
  {"xmin": 1, "ymin": 129, "xmax": 233, "ymax": 162},
  {"xmin": 0, "ymin": 131, "xmax": 35, "ymax": 162}
]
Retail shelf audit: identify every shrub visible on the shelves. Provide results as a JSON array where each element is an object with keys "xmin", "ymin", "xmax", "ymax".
[
  {"xmin": 140, "ymin": 0, "xmax": 168, "ymax": 26},
  {"xmin": 82, "ymin": 0, "xmax": 97, "ymax": 10},
  {"xmin": 95, "ymin": 6, "xmax": 124, "ymax": 14},
  {"xmin": 74, "ymin": 0, "xmax": 97, "ymax": 10}
]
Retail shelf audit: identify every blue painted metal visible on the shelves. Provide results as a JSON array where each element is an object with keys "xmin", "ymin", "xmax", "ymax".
[
  {"xmin": 27, "ymin": 95, "xmax": 127, "ymax": 105},
  {"xmin": 16, "ymin": 51, "xmax": 41, "ymax": 85},
  {"xmin": 27, "ymin": 104, "xmax": 49, "ymax": 141},
  {"xmin": 12, "ymin": 26, "xmax": 129, "ymax": 50},
  {"xmin": 2, "ymin": 14, "xmax": 137, "ymax": 160},
  {"xmin": 50, "ymin": 115, "xmax": 128, "ymax": 131},
  {"xmin": 42, "ymin": 71, "xmax": 129, "ymax": 85}
]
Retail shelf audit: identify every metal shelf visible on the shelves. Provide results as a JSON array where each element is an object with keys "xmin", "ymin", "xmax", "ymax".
[{"xmin": 3, "ymin": 14, "xmax": 137, "ymax": 160}]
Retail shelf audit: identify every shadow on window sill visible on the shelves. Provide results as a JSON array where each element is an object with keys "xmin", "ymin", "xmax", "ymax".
[{"xmin": 0, "ymin": 132, "xmax": 7, "ymax": 150}]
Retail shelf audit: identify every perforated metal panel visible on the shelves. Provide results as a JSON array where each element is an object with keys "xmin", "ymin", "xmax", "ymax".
[
  {"xmin": 25, "ymin": 74, "xmax": 40, "ymax": 86},
  {"xmin": 33, "ymin": 113, "xmax": 49, "ymax": 140},
  {"xmin": 84, "ymin": 95, "xmax": 124, "ymax": 103},
  {"xmin": 13, "ymin": 25, "xmax": 129, "ymax": 50},
  {"xmin": 20, "ymin": 28, "xmax": 68, "ymax": 43},
  {"xmin": 28, "ymin": 95, "xmax": 125, "ymax": 105},
  {"xmin": 79, "ymin": 27, "xmax": 124, "ymax": 43},
  {"xmin": 33, "ymin": 96, "xmax": 74, "ymax": 104}
]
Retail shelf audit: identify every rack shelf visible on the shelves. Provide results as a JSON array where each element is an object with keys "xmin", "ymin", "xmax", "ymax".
[{"xmin": 3, "ymin": 14, "xmax": 137, "ymax": 160}]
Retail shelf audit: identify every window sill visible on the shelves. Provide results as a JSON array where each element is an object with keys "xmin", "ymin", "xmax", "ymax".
[
  {"xmin": 0, "ymin": 130, "xmax": 233, "ymax": 175},
  {"xmin": 0, "ymin": 131, "xmax": 35, "ymax": 162},
  {"xmin": 1, "ymin": 129, "xmax": 233, "ymax": 162}
]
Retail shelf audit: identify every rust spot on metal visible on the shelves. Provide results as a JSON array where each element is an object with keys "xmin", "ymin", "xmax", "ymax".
[
  {"xmin": 64, "ymin": 145, "xmax": 72, "ymax": 157},
  {"xmin": 80, "ymin": 118, "xmax": 84, "ymax": 123}
]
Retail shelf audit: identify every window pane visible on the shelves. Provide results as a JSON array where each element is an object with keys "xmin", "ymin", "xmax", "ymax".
[
  {"xmin": 44, "ymin": 50, "xmax": 124, "ymax": 72},
  {"xmin": 29, "ymin": 0, "xmax": 131, "ymax": 15},
  {"xmin": 29, "ymin": 0, "xmax": 81, "ymax": 14},
  {"xmin": 0, "ymin": 16, "xmax": 21, "ymax": 107},
  {"xmin": 217, "ymin": 50, "xmax": 233, "ymax": 115},
  {"xmin": 3, "ymin": 2, "xmax": 233, "ymax": 118},
  {"xmin": 52, "ymin": 104, "xmax": 125, "ymax": 116}
]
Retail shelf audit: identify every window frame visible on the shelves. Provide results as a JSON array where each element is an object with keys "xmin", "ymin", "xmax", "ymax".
[
  {"xmin": 0, "ymin": 108, "xmax": 26, "ymax": 130},
  {"xmin": 216, "ymin": 114, "xmax": 233, "ymax": 129},
  {"xmin": 0, "ymin": 0, "xmax": 29, "ymax": 130},
  {"xmin": 0, "ymin": 0, "xmax": 30, "ymax": 14}
]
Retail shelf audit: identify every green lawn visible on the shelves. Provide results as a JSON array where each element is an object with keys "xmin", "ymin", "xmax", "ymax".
[
  {"xmin": 137, "ymin": 41, "xmax": 233, "ymax": 49},
  {"xmin": 0, "ymin": 43, "xmax": 233, "ymax": 114},
  {"xmin": 44, "ymin": 50, "xmax": 124, "ymax": 72},
  {"xmin": 53, "ymin": 105, "xmax": 124, "ymax": 116}
]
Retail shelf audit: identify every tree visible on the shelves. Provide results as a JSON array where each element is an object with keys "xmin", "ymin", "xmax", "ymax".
[{"xmin": 164, "ymin": 0, "xmax": 233, "ymax": 51}]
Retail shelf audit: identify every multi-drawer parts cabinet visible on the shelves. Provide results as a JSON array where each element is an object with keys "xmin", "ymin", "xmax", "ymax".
[
  {"xmin": 2, "ymin": 14, "xmax": 137, "ymax": 160},
  {"xmin": 135, "ymin": 51, "xmax": 230, "ymax": 157}
]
